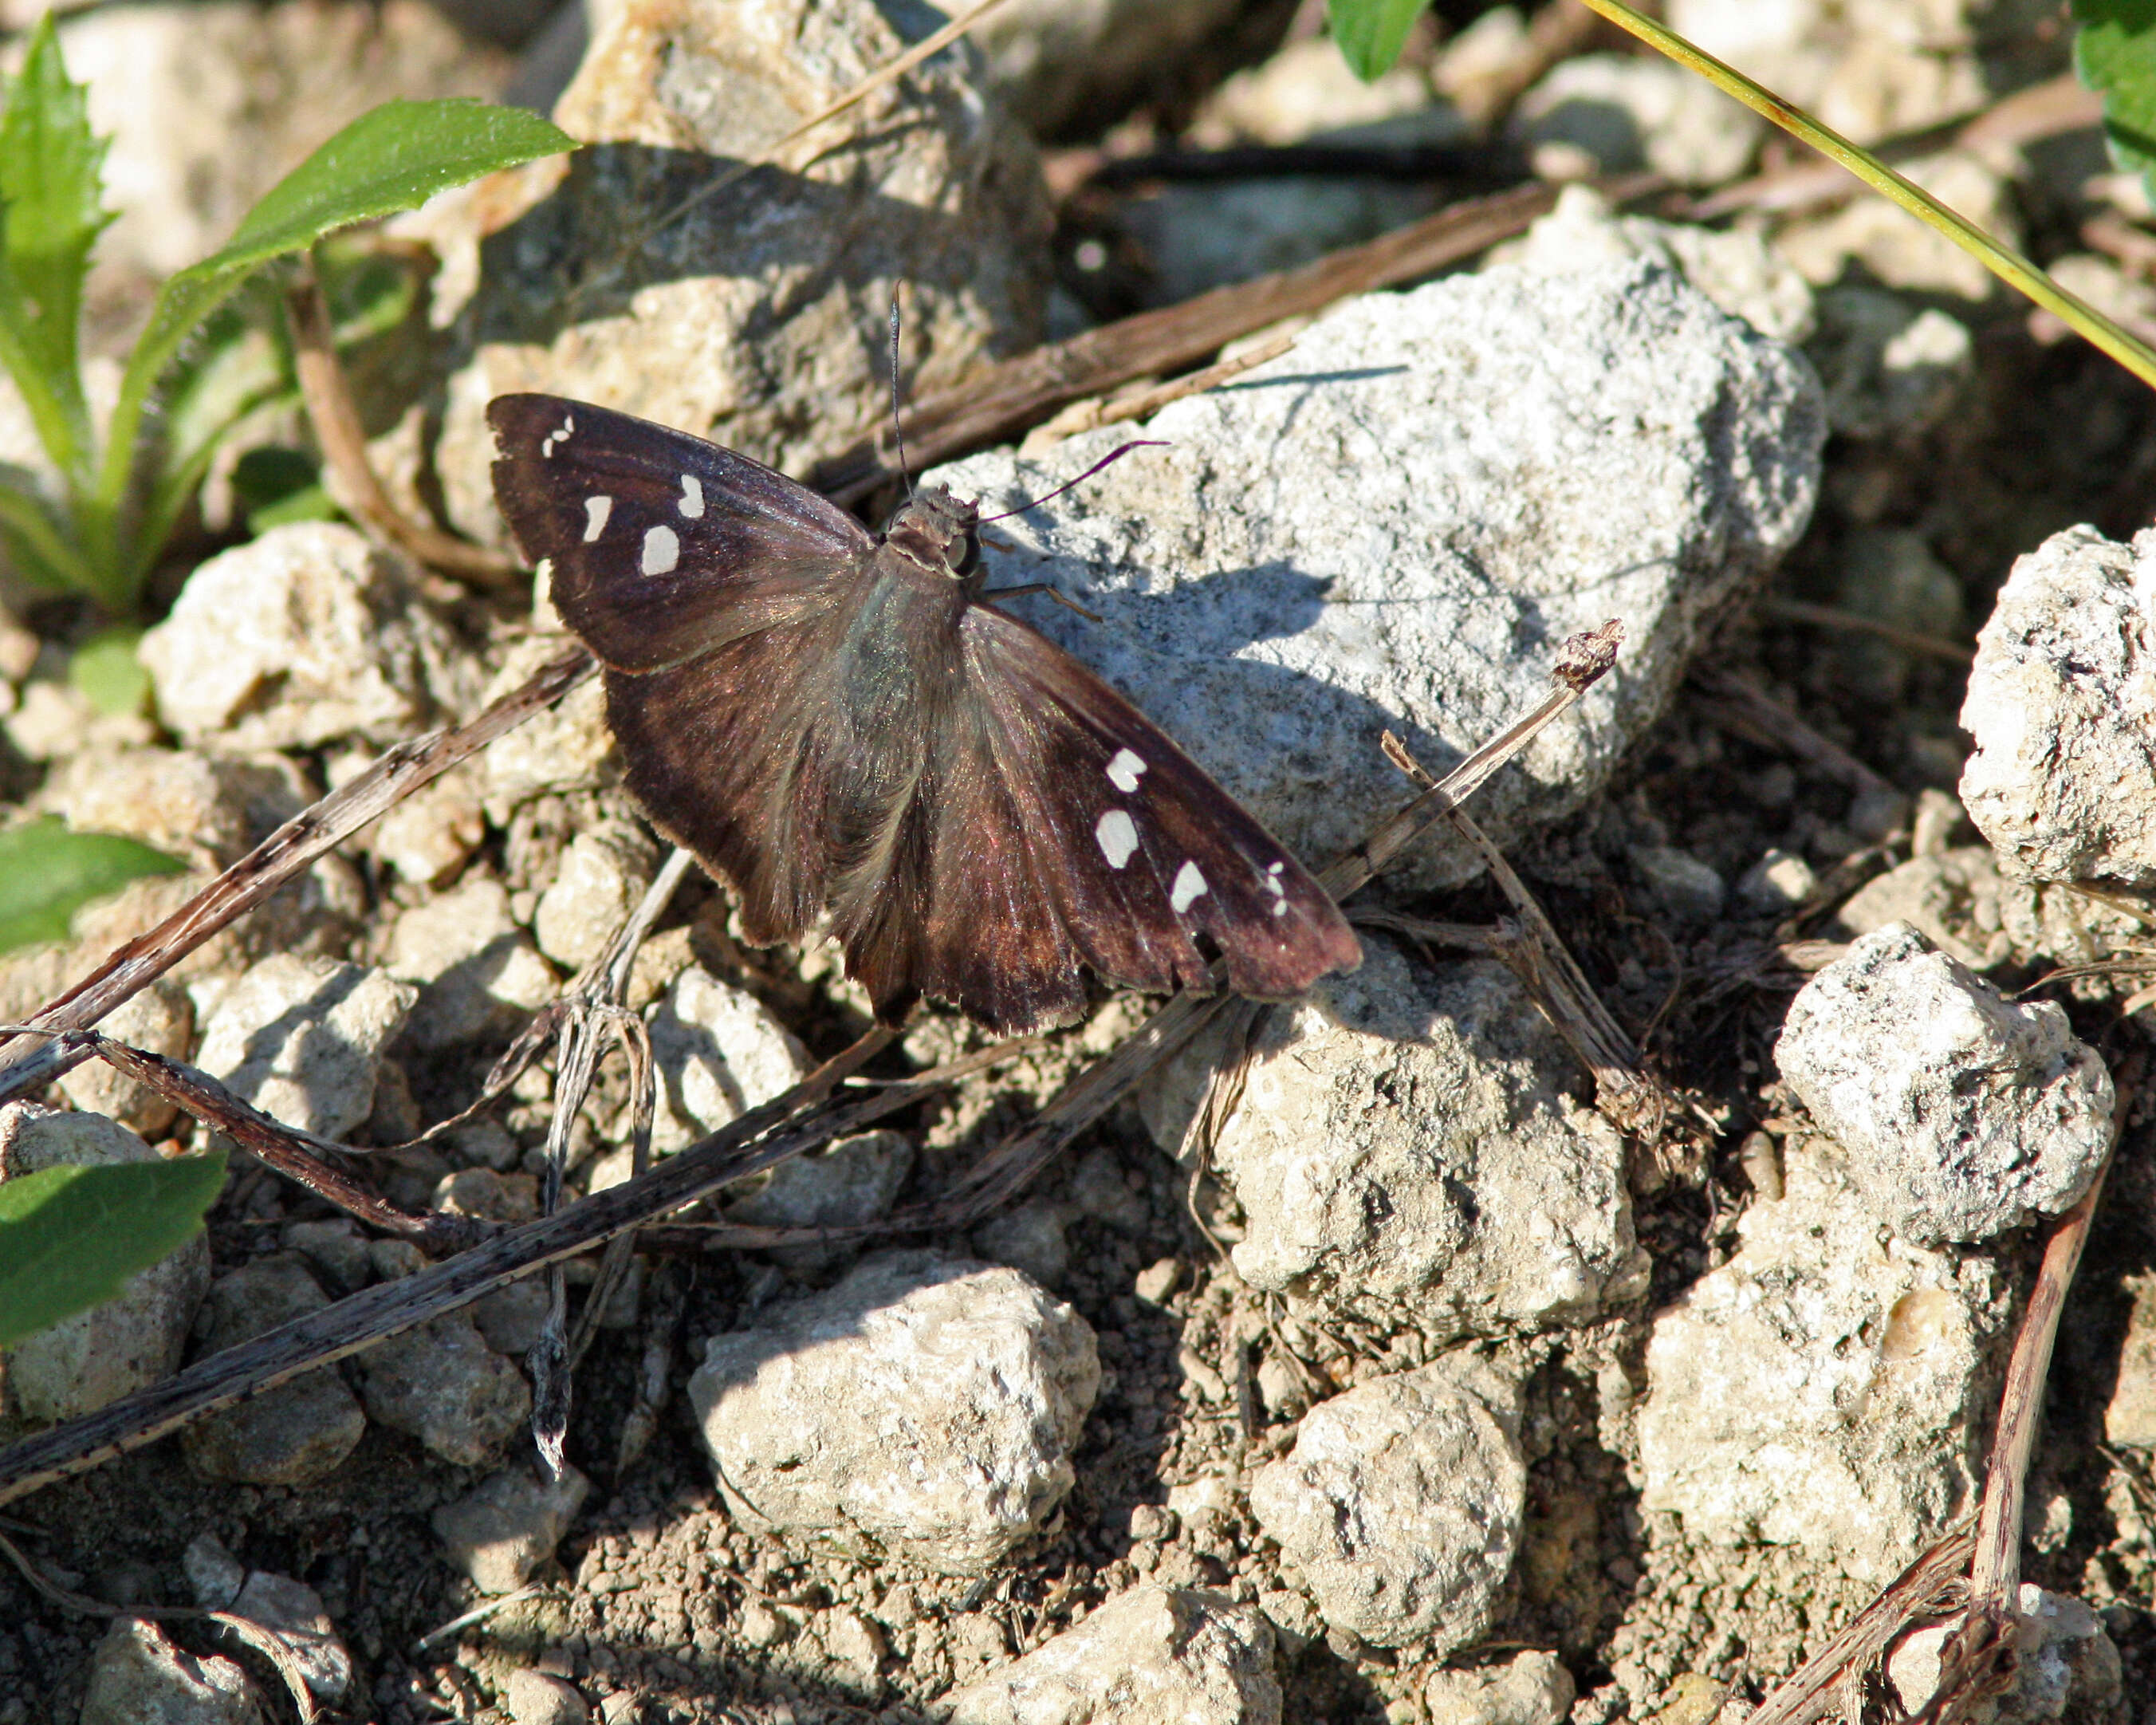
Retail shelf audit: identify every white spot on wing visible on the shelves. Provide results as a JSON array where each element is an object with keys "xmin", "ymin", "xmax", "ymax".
[
  {"xmin": 1170, "ymin": 861, "xmax": 1208, "ymax": 913},
  {"xmin": 541, "ymin": 414, "xmax": 575, "ymax": 458},
  {"xmin": 1096, "ymin": 810, "xmax": 1139, "ymax": 869},
  {"xmin": 582, "ymin": 495, "xmax": 612, "ymax": 541},
  {"xmin": 679, "ymin": 475, "xmax": 705, "ymax": 518},
  {"xmin": 642, "ymin": 523, "xmax": 681, "ymax": 577},
  {"xmin": 1105, "ymin": 748, "xmax": 1147, "ymax": 794}
]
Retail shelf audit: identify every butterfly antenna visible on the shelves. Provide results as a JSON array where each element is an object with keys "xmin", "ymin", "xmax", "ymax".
[
  {"xmin": 888, "ymin": 296, "xmax": 916, "ymax": 501},
  {"xmin": 979, "ymin": 439, "xmax": 1167, "ymax": 524}
]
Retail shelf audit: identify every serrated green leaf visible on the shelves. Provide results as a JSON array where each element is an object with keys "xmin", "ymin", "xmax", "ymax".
[
  {"xmin": 0, "ymin": 15, "xmax": 107, "ymax": 482},
  {"xmin": 0, "ymin": 817, "xmax": 186, "ymax": 954},
  {"xmin": 2075, "ymin": 2, "xmax": 2156, "ymax": 194},
  {"xmin": 99, "ymin": 98, "xmax": 575, "ymax": 608},
  {"xmin": 0, "ymin": 1148, "xmax": 226, "ymax": 1346},
  {"xmin": 1327, "ymin": 0, "xmax": 1433, "ymax": 81},
  {"xmin": 67, "ymin": 624, "xmax": 148, "ymax": 715}
]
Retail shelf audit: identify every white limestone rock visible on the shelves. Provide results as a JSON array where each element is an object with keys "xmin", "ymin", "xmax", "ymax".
[
  {"xmin": 1249, "ymin": 1356, "xmax": 1526, "ymax": 1651},
  {"xmin": 932, "ymin": 258, "xmax": 1821, "ymax": 888},
  {"xmin": 1140, "ymin": 939, "xmax": 1647, "ymax": 1337},
  {"xmin": 1959, "ymin": 524, "xmax": 2156, "ymax": 888},
  {"xmin": 1638, "ymin": 1146, "xmax": 2012, "ymax": 1581},
  {"xmin": 1776, "ymin": 924, "xmax": 2113, "ymax": 1243},
  {"xmin": 688, "ymin": 1250, "xmax": 1099, "ymax": 1573}
]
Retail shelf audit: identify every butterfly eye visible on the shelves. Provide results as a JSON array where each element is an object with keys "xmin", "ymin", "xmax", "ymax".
[{"xmin": 952, "ymin": 533, "xmax": 982, "ymax": 578}]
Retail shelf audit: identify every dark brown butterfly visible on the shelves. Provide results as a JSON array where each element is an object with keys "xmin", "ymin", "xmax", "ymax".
[{"xmin": 488, "ymin": 393, "xmax": 1360, "ymax": 1034}]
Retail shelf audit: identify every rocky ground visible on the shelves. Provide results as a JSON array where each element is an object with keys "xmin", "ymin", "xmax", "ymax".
[{"xmin": 2, "ymin": 0, "xmax": 2156, "ymax": 1722}]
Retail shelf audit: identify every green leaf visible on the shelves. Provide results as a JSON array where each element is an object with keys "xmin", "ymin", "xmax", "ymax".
[
  {"xmin": 232, "ymin": 446, "xmax": 333, "ymax": 534},
  {"xmin": 0, "ymin": 15, "xmax": 108, "ymax": 482},
  {"xmin": 98, "ymin": 97, "xmax": 574, "ymax": 608},
  {"xmin": 0, "ymin": 817, "xmax": 185, "ymax": 954},
  {"xmin": 2075, "ymin": 2, "xmax": 2156, "ymax": 197},
  {"xmin": 1327, "ymin": 0, "xmax": 1433, "ymax": 81},
  {"xmin": 67, "ymin": 624, "xmax": 148, "ymax": 715},
  {"xmin": 0, "ymin": 1148, "xmax": 226, "ymax": 1346}
]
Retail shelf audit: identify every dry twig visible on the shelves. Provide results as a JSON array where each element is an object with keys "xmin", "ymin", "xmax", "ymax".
[{"xmin": 286, "ymin": 269, "xmax": 520, "ymax": 585}]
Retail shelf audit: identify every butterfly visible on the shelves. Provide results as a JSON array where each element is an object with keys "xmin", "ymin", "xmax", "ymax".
[{"xmin": 487, "ymin": 394, "xmax": 1361, "ymax": 1035}]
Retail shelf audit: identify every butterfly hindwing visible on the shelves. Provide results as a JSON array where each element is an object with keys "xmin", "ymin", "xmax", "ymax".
[
  {"xmin": 487, "ymin": 394, "xmax": 875, "ymax": 672},
  {"xmin": 962, "ymin": 605, "xmax": 1362, "ymax": 1009}
]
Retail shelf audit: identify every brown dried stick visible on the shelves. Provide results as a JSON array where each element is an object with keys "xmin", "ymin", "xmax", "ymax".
[
  {"xmin": 810, "ymin": 180, "xmax": 1656, "ymax": 501},
  {"xmin": 1373, "ymin": 727, "xmax": 1667, "ymax": 1132},
  {"xmin": 0, "ymin": 647, "xmax": 596, "ymax": 1107},
  {"xmin": 1745, "ymin": 1526, "xmax": 1976, "ymax": 1725},
  {"xmin": 286, "ymin": 270, "xmax": 521, "ymax": 585}
]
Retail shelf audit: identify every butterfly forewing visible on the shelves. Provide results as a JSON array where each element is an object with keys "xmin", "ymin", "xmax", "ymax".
[{"xmin": 488, "ymin": 393, "xmax": 874, "ymax": 672}]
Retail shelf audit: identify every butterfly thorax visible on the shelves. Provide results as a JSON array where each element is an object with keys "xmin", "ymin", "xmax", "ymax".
[{"xmin": 879, "ymin": 484, "xmax": 983, "ymax": 592}]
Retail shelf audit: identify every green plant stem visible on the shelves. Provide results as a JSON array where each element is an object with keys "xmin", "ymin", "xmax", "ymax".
[{"xmin": 1573, "ymin": 0, "xmax": 2156, "ymax": 394}]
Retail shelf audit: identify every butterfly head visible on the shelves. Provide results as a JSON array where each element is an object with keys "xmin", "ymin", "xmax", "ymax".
[{"xmin": 883, "ymin": 484, "xmax": 982, "ymax": 585}]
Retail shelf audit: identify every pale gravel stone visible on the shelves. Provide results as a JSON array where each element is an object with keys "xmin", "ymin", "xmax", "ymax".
[
  {"xmin": 1423, "ymin": 1650, "xmax": 1576, "ymax": 1725},
  {"xmin": 722, "ymin": 1128, "xmax": 915, "ymax": 1269},
  {"xmin": 1637, "ymin": 1145, "xmax": 2012, "ymax": 1581},
  {"xmin": 78, "ymin": 1617, "xmax": 262, "ymax": 1725},
  {"xmin": 183, "ymin": 1532, "xmax": 246, "ymax": 1608},
  {"xmin": 934, "ymin": 259, "xmax": 1820, "ymax": 889},
  {"xmin": 533, "ymin": 823, "xmax": 659, "ymax": 971},
  {"xmin": 368, "ymin": 766, "xmax": 486, "ymax": 887},
  {"xmin": 281, "ymin": 1218, "xmax": 372, "ymax": 1296},
  {"xmin": 1139, "ymin": 939, "xmax": 1647, "ymax": 1336},
  {"xmin": 1249, "ymin": 1356, "xmax": 1525, "ymax": 1651},
  {"xmin": 1734, "ymin": 849, "xmax": 1816, "ymax": 915},
  {"xmin": 356, "ymin": 1311, "xmax": 531, "ymax": 1467},
  {"xmin": 34, "ymin": 747, "xmax": 311, "ymax": 871},
  {"xmin": 427, "ymin": 0, "xmax": 1047, "ymax": 541},
  {"xmin": 1776, "ymin": 924, "xmax": 2113, "ymax": 1243},
  {"xmin": 2105, "ymin": 1275, "xmax": 2156, "ymax": 1449},
  {"xmin": 646, "ymin": 966, "xmax": 813, "ymax": 1154},
  {"xmin": 941, "ymin": 1585, "xmax": 1280, "ymax": 1725},
  {"xmin": 1959, "ymin": 524, "xmax": 2156, "ymax": 888},
  {"xmin": 689, "ymin": 1250, "xmax": 1099, "ymax": 1573},
  {"xmin": 140, "ymin": 523, "xmax": 481, "ymax": 750},
  {"xmin": 180, "ymin": 1257, "xmax": 368, "ymax": 1486},
  {"xmin": 432, "ymin": 1463, "xmax": 592, "ymax": 1594},
  {"xmin": 227, "ymin": 1570, "xmax": 350, "ymax": 1703},
  {"xmin": 56, "ymin": 979, "xmax": 193, "ymax": 1138},
  {"xmin": 478, "ymin": 638, "xmax": 616, "ymax": 818},
  {"xmin": 1516, "ymin": 53, "xmax": 1763, "ymax": 186},
  {"xmin": 384, "ymin": 877, "xmax": 558, "ymax": 1050},
  {"xmin": 1806, "ymin": 287, "xmax": 1974, "ymax": 441},
  {"xmin": 1628, "ymin": 845, "xmax": 1725, "ymax": 924},
  {"xmin": 0, "ymin": 1105, "xmax": 210, "ymax": 1427},
  {"xmin": 195, "ymin": 954, "xmax": 416, "ymax": 1140},
  {"xmin": 506, "ymin": 1668, "xmax": 592, "ymax": 1725}
]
